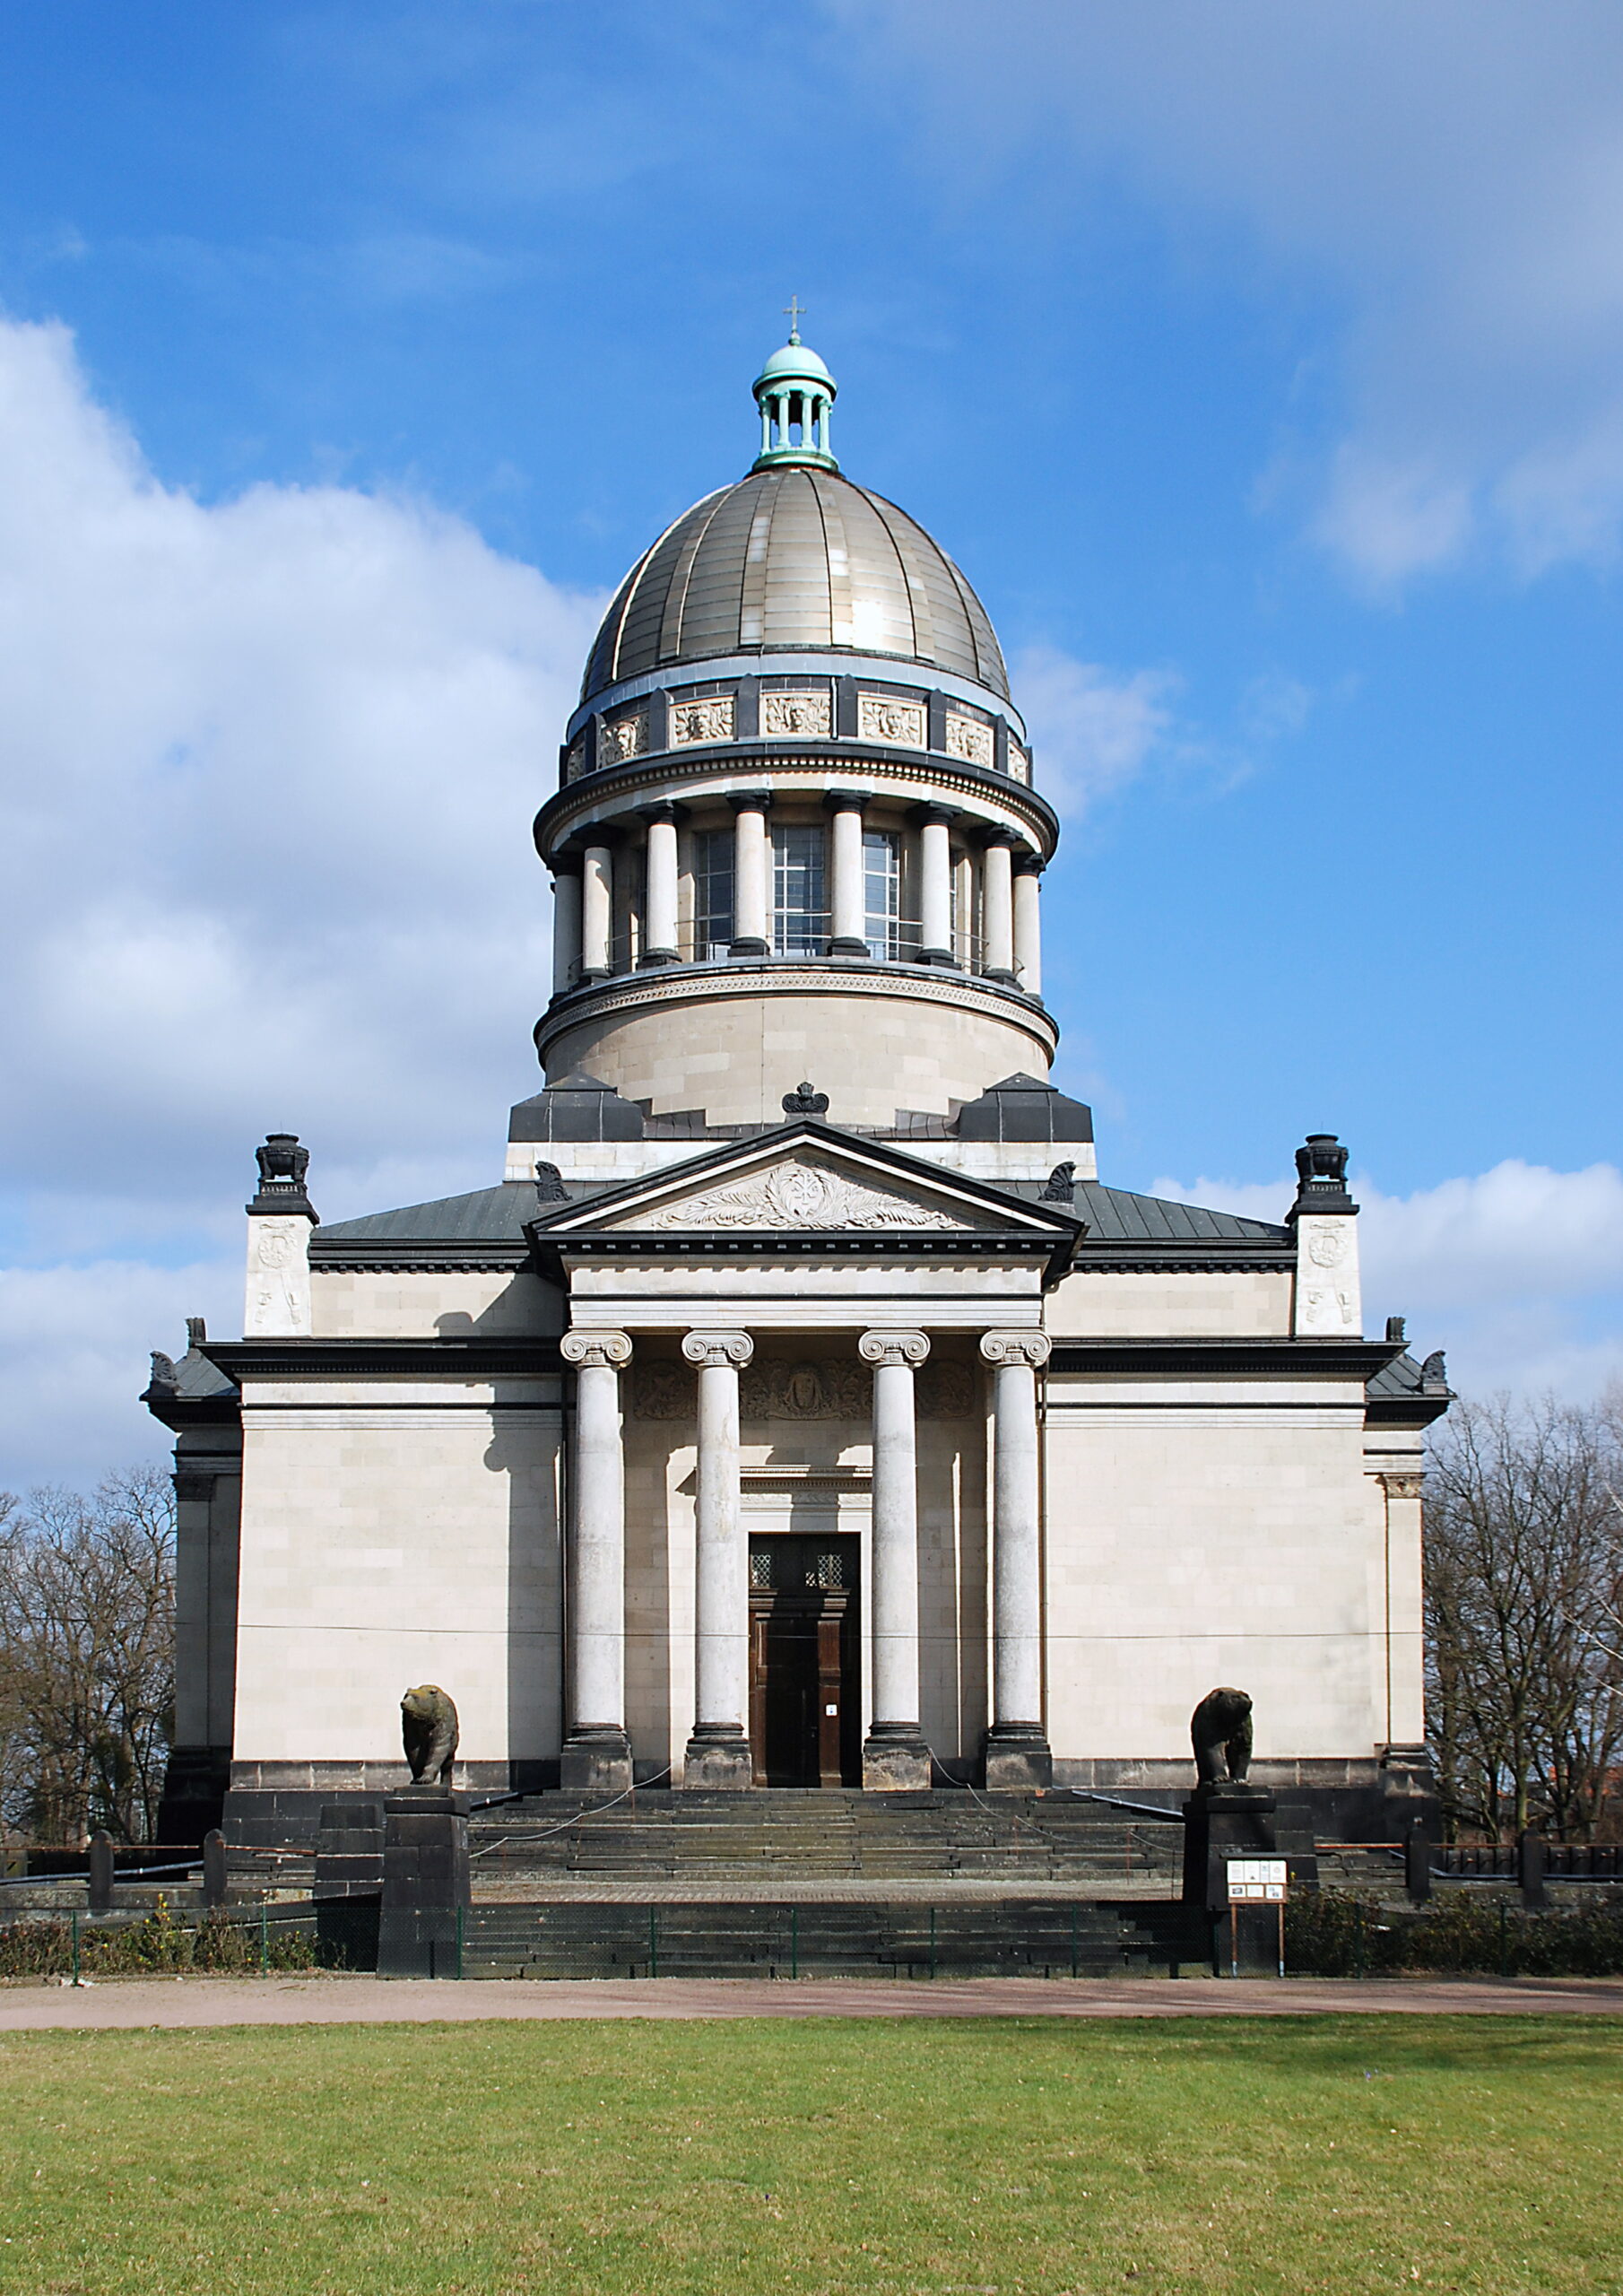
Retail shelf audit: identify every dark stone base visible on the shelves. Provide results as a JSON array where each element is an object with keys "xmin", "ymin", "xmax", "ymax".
[
  {"xmin": 683, "ymin": 1726, "xmax": 753, "ymax": 1790},
  {"xmin": 1054, "ymin": 1753, "xmax": 1437, "ymax": 1846},
  {"xmin": 155, "ymin": 1745, "xmax": 232, "ymax": 1846},
  {"xmin": 378, "ymin": 1788, "xmax": 470, "ymax": 1979},
  {"xmin": 560, "ymin": 1726, "xmax": 634, "ymax": 1795},
  {"xmin": 1182, "ymin": 1782, "xmax": 1279, "ymax": 1914},
  {"xmin": 982, "ymin": 1723, "xmax": 1053, "ymax": 1792},
  {"xmin": 313, "ymin": 1796, "xmax": 385, "ymax": 1898},
  {"xmin": 728, "ymin": 936, "xmax": 770, "ymax": 958},
  {"xmin": 224, "ymin": 1759, "xmax": 556, "ymax": 1851},
  {"xmin": 863, "ymin": 1724, "xmax": 932, "ymax": 1793},
  {"xmin": 827, "ymin": 935, "xmax": 868, "ymax": 957},
  {"xmin": 637, "ymin": 949, "xmax": 678, "ymax": 969},
  {"xmin": 918, "ymin": 946, "xmax": 959, "ymax": 970}
]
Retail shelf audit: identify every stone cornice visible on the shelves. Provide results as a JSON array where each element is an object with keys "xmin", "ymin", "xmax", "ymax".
[
  {"xmin": 200, "ymin": 1337, "xmax": 564, "ymax": 1381},
  {"xmin": 534, "ymin": 959, "xmax": 1059, "ymax": 1066},
  {"xmin": 535, "ymin": 743, "xmax": 1058, "ymax": 862},
  {"xmin": 1064, "ymin": 1239, "xmax": 1298, "ymax": 1274},
  {"xmin": 1046, "ymin": 1337, "xmax": 1408, "ymax": 1381},
  {"xmin": 309, "ymin": 1240, "xmax": 533, "ymax": 1273}
]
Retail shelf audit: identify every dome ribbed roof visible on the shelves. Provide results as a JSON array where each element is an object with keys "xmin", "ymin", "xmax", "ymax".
[{"xmin": 581, "ymin": 467, "xmax": 1009, "ymax": 705}]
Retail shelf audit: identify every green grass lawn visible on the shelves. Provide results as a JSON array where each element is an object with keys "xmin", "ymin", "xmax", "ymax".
[{"xmin": 3, "ymin": 2013, "xmax": 1619, "ymax": 2294}]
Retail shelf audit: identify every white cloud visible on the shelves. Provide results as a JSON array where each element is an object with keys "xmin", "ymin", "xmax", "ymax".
[
  {"xmin": 0, "ymin": 314, "xmax": 601, "ymax": 1483},
  {"xmin": 1150, "ymin": 1160, "xmax": 1623, "ymax": 1402},
  {"xmin": 1011, "ymin": 643, "xmax": 1174, "ymax": 816},
  {"xmin": 844, "ymin": 0, "xmax": 1623, "ymax": 583}
]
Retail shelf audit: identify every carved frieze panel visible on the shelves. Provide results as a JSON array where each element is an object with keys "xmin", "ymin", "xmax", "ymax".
[
  {"xmin": 632, "ymin": 1356, "xmax": 977, "ymax": 1421},
  {"xmin": 597, "ymin": 711, "xmax": 647, "ymax": 769},
  {"xmin": 761, "ymin": 687, "xmax": 831, "ymax": 740},
  {"xmin": 1004, "ymin": 739, "xmax": 1029, "ymax": 784},
  {"xmin": 670, "ymin": 696, "xmax": 734, "ymax": 747},
  {"xmin": 944, "ymin": 709, "xmax": 994, "ymax": 768},
  {"xmin": 638, "ymin": 1155, "xmax": 986, "ymax": 1232},
  {"xmin": 857, "ymin": 693, "xmax": 926, "ymax": 749},
  {"xmin": 565, "ymin": 737, "xmax": 589, "ymax": 781}
]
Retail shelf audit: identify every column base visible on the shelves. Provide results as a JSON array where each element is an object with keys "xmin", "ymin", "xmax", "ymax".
[
  {"xmin": 637, "ymin": 948, "xmax": 678, "ymax": 969},
  {"xmin": 862, "ymin": 1723, "xmax": 932, "ymax": 1793},
  {"xmin": 560, "ymin": 1726, "xmax": 633, "ymax": 1795},
  {"xmin": 682, "ymin": 1724, "xmax": 754, "ymax": 1790},
  {"xmin": 983, "ymin": 965, "xmax": 1020, "ymax": 987},
  {"xmin": 981, "ymin": 1722, "xmax": 1052, "ymax": 1791},
  {"xmin": 578, "ymin": 966, "xmax": 612, "ymax": 985},
  {"xmin": 827, "ymin": 935, "xmax": 869, "ymax": 957},
  {"xmin": 728, "ymin": 936, "xmax": 770, "ymax": 958},
  {"xmin": 918, "ymin": 946, "xmax": 959, "ymax": 969}
]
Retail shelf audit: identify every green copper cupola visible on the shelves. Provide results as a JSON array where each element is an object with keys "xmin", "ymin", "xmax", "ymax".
[{"xmin": 751, "ymin": 311, "xmax": 838, "ymax": 472}]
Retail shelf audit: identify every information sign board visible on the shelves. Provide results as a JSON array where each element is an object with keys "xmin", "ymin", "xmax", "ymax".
[{"xmin": 1226, "ymin": 1857, "xmax": 1288, "ymax": 1902}]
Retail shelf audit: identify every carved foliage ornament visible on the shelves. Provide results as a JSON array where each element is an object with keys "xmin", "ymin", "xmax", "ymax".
[
  {"xmin": 597, "ymin": 713, "xmax": 647, "ymax": 769},
  {"xmin": 857, "ymin": 694, "xmax": 926, "ymax": 749},
  {"xmin": 944, "ymin": 710, "xmax": 994, "ymax": 768},
  {"xmin": 642, "ymin": 1156, "xmax": 982, "ymax": 1233},
  {"xmin": 761, "ymin": 688, "xmax": 831, "ymax": 739},
  {"xmin": 670, "ymin": 697, "xmax": 734, "ymax": 747}
]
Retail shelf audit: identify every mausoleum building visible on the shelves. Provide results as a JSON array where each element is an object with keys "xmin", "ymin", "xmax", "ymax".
[{"xmin": 146, "ymin": 331, "xmax": 1449, "ymax": 1845}]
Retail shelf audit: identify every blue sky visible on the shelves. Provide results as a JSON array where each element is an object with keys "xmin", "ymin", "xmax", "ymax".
[{"xmin": 1, "ymin": 1, "xmax": 1619, "ymax": 1483}]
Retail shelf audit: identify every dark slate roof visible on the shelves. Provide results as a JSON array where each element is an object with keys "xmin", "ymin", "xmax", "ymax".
[
  {"xmin": 1366, "ymin": 1350, "xmax": 1432, "ymax": 1400},
  {"xmin": 994, "ymin": 1178, "xmax": 1288, "ymax": 1242},
  {"xmin": 315, "ymin": 1183, "xmax": 577, "ymax": 1248}
]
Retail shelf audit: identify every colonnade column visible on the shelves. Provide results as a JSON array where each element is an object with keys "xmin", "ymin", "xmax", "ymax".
[
  {"xmin": 580, "ymin": 840, "xmax": 614, "ymax": 980},
  {"xmin": 681, "ymin": 1330, "xmax": 755, "ymax": 1789},
  {"xmin": 826, "ymin": 790, "xmax": 868, "ymax": 954},
  {"xmin": 640, "ymin": 804, "xmax": 680, "ymax": 966},
  {"xmin": 1011, "ymin": 855, "xmax": 1043, "ymax": 997},
  {"xmin": 981, "ymin": 831, "xmax": 1016, "ymax": 982},
  {"xmin": 917, "ymin": 805, "xmax": 956, "ymax": 967},
  {"xmin": 858, "ymin": 1330, "xmax": 933, "ymax": 1790},
  {"xmin": 550, "ymin": 860, "xmax": 582, "ymax": 997},
  {"xmin": 979, "ymin": 1330, "xmax": 1053, "ymax": 1789},
  {"xmin": 729, "ymin": 791, "xmax": 771, "ymax": 955},
  {"xmin": 559, "ymin": 1329, "xmax": 635, "ymax": 1791}
]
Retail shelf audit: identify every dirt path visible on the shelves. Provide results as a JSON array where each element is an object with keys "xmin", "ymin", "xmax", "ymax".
[{"xmin": 4, "ymin": 1973, "xmax": 1622, "ymax": 2030}]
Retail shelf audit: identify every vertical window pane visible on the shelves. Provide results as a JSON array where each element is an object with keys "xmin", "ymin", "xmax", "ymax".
[
  {"xmin": 863, "ymin": 829, "xmax": 901, "ymax": 960},
  {"xmin": 693, "ymin": 829, "xmax": 734, "ymax": 961},
  {"xmin": 772, "ymin": 825, "xmax": 826, "ymax": 954}
]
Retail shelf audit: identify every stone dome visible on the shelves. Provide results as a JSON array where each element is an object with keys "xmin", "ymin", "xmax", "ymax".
[{"xmin": 579, "ymin": 465, "xmax": 1010, "ymax": 704}]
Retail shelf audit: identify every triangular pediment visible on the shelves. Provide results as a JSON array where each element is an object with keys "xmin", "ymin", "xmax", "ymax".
[{"xmin": 528, "ymin": 1122, "xmax": 1081, "ymax": 1249}]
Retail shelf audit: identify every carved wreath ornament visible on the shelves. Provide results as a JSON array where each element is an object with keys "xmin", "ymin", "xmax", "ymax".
[{"xmin": 644, "ymin": 1158, "xmax": 978, "ymax": 1232}]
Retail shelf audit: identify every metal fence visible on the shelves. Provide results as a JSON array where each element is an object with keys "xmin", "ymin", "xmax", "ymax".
[{"xmin": 0, "ymin": 1899, "xmax": 378, "ymax": 1982}]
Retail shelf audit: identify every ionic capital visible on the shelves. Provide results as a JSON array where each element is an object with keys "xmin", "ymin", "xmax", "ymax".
[
  {"xmin": 858, "ymin": 1329, "xmax": 931, "ymax": 1370},
  {"xmin": 561, "ymin": 1329, "xmax": 633, "ymax": 1370},
  {"xmin": 681, "ymin": 1330, "xmax": 754, "ymax": 1370},
  {"xmin": 979, "ymin": 1330, "xmax": 1052, "ymax": 1370}
]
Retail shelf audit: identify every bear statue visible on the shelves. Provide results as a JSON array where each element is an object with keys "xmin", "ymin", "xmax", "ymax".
[
  {"xmin": 1191, "ymin": 1686, "xmax": 1254, "ymax": 1787},
  {"xmin": 400, "ymin": 1683, "xmax": 459, "ymax": 1787}
]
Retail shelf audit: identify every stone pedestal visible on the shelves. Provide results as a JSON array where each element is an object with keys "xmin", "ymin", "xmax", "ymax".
[
  {"xmin": 1182, "ymin": 1782, "xmax": 1280, "ymax": 1978},
  {"xmin": 683, "ymin": 1721, "xmax": 754, "ymax": 1790},
  {"xmin": 313, "ymin": 1797, "xmax": 384, "ymax": 1898},
  {"xmin": 560, "ymin": 1726, "xmax": 634, "ymax": 1795},
  {"xmin": 863, "ymin": 1721, "xmax": 932, "ymax": 1793},
  {"xmin": 377, "ymin": 1789, "xmax": 470, "ymax": 1979},
  {"xmin": 982, "ymin": 1720, "xmax": 1052, "ymax": 1791}
]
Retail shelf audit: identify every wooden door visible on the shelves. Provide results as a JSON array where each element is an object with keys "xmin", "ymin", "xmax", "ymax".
[{"xmin": 748, "ymin": 1535, "xmax": 859, "ymax": 1786}]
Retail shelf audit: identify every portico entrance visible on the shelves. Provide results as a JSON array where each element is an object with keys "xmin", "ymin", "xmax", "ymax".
[{"xmin": 748, "ymin": 1534, "xmax": 860, "ymax": 1787}]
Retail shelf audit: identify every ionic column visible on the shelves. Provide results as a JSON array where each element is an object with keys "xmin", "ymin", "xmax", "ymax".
[
  {"xmin": 826, "ymin": 790, "xmax": 867, "ymax": 955},
  {"xmin": 981, "ymin": 831, "xmax": 1016, "ymax": 981},
  {"xmin": 681, "ymin": 1331, "xmax": 755, "ymax": 1788},
  {"xmin": 580, "ymin": 840, "xmax": 614, "ymax": 980},
  {"xmin": 917, "ymin": 805, "xmax": 956, "ymax": 967},
  {"xmin": 858, "ymin": 1330, "xmax": 932, "ymax": 1790},
  {"xmin": 639, "ymin": 804, "xmax": 680, "ymax": 966},
  {"xmin": 550, "ymin": 860, "xmax": 583, "ymax": 996},
  {"xmin": 729, "ymin": 791, "xmax": 771, "ymax": 955},
  {"xmin": 979, "ymin": 1330, "xmax": 1053, "ymax": 1788},
  {"xmin": 1012, "ymin": 854, "xmax": 1043, "ymax": 996},
  {"xmin": 559, "ymin": 1329, "xmax": 634, "ymax": 1791}
]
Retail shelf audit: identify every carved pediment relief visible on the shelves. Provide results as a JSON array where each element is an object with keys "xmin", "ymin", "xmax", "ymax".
[{"xmin": 633, "ymin": 1155, "xmax": 993, "ymax": 1234}]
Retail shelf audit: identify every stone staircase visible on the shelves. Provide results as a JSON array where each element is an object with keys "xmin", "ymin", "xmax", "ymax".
[{"xmin": 467, "ymin": 1787, "xmax": 1185, "ymax": 1896}]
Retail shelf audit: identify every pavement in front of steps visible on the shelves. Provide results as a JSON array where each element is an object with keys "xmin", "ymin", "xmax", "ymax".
[{"xmin": 3, "ymin": 1974, "xmax": 1622, "ymax": 2029}]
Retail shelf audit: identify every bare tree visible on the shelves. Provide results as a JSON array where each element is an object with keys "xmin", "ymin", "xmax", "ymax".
[
  {"xmin": 1426, "ymin": 1396, "xmax": 1623, "ymax": 1840},
  {"xmin": 0, "ymin": 1467, "xmax": 176, "ymax": 1844}
]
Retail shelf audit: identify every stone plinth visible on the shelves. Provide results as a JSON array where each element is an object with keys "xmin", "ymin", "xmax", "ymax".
[
  {"xmin": 983, "ymin": 1721, "xmax": 1053, "ymax": 1792},
  {"xmin": 1182, "ymin": 1781, "xmax": 1279, "ymax": 1910},
  {"xmin": 560, "ymin": 1726, "xmax": 633, "ymax": 1795},
  {"xmin": 377, "ymin": 1788, "xmax": 470, "ymax": 1979},
  {"xmin": 863, "ymin": 1722, "xmax": 932, "ymax": 1792},
  {"xmin": 683, "ymin": 1723, "xmax": 753, "ymax": 1790},
  {"xmin": 313, "ymin": 1796, "xmax": 384, "ymax": 1899}
]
